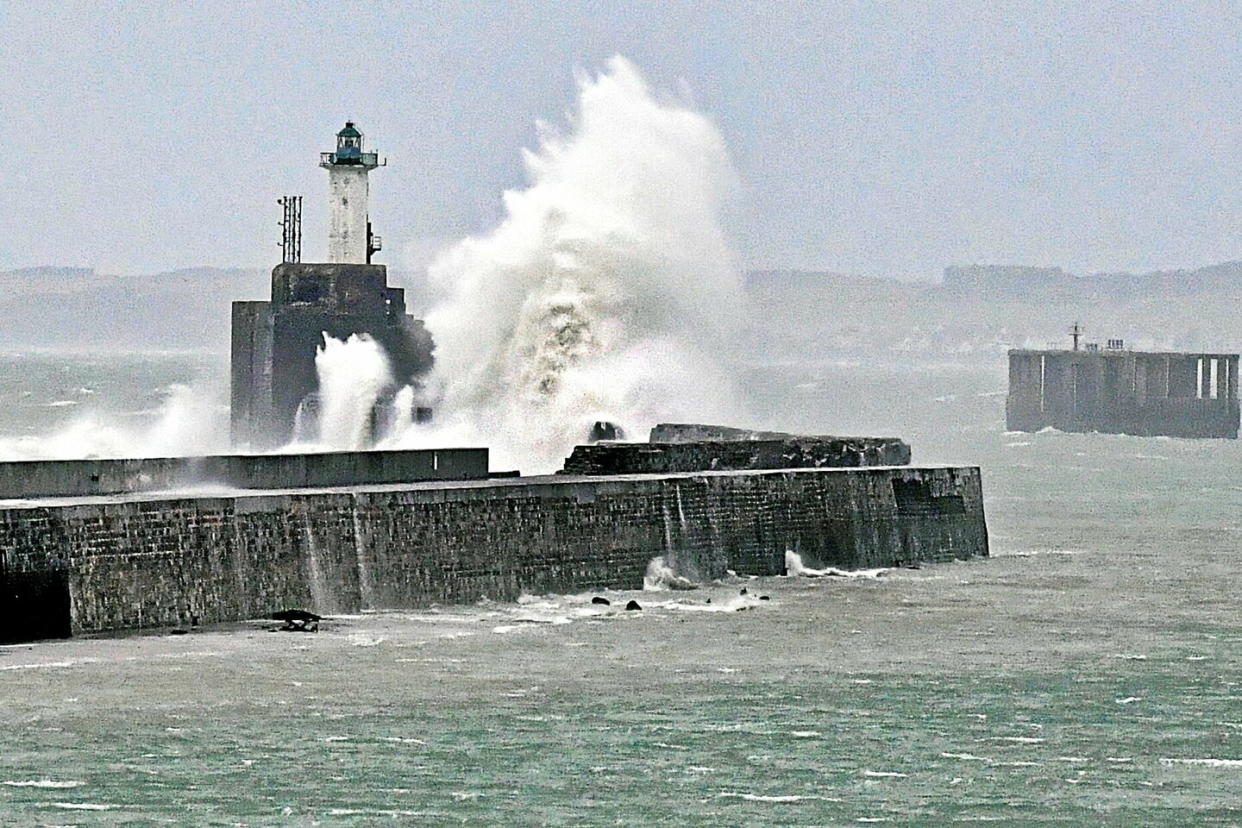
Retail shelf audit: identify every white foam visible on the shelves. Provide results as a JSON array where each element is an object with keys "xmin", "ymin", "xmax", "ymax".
[
  {"xmin": 2, "ymin": 780, "xmax": 82, "ymax": 788},
  {"xmin": 785, "ymin": 550, "xmax": 887, "ymax": 579},
  {"xmin": 1160, "ymin": 758, "xmax": 1242, "ymax": 768},
  {"xmin": 663, "ymin": 596, "xmax": 756, "ymax": 613},
  {"xmin": 717, "ymin": 792, "xmax": 842, "ymax": 803},
  {"xmin": 0, "ymin": 658, "xmax": 101, "ymax": 672},
  {"xmin": 643, "ymin": 556, "xmax": 699, "ymax": 590},
  {"xmin": 862, "ymin": 770, "xmax": 908, "ymax": 778},
  {"xmin": 1010, "ymin": 548, "xmax": 1084, "ymax": 557}
]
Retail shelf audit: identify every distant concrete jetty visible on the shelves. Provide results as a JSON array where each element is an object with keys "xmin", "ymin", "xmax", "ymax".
[
  {"xmin": 1007, "ymin": 347, "xmax": 1239, "ymax": 438},
  {"xmin": 0, "ymin": 431, "xmax": 986, "ymax": 644}
]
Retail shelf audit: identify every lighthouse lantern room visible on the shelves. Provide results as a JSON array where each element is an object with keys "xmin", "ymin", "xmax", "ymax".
[{"xmin": 319, "ymin": 121, "xmax": 383, "ymax": 264}]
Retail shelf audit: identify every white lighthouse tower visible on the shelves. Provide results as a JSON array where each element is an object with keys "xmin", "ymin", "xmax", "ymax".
[{"xmin": 319, "ymin": 121, "xmax": 384, "ymax": 263}]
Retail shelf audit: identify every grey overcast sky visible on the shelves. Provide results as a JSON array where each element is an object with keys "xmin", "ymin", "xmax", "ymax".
[{"xmin": 1, "ymin": 1, "xmax": 1239, "ymax": 280}]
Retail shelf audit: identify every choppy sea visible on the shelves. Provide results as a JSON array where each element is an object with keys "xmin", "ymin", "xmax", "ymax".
[{"xmin": 0, "ymin": 351, "xmax": 1238, "ymax": 824}]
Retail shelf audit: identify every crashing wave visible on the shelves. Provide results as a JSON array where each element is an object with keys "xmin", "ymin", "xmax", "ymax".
[{"xmin": 643, "ymin": 556, "xmax": 699, "ymax": 590}]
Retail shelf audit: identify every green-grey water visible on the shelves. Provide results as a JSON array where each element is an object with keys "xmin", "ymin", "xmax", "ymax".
[{"xmin": 0, "ymin": 353, "xmax": 1239, "ymax": 825}]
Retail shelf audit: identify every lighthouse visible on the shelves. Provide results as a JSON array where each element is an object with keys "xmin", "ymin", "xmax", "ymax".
[
  {"xmin": 320, "ymin": 121, "xmax": 383, "ymax": 263},
  {"xmin": 230, "ymin": 122, "xmax": 433, "ymax": 449}
]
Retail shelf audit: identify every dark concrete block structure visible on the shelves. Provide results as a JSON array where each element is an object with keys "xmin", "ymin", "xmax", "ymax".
[
  {"xmin": 231, "ymin": 263, "xmax": 434, "ymax": 449},
  {"xmin": 1007, "ymin": 349, "xmax": 1240, "ymax": 438}
]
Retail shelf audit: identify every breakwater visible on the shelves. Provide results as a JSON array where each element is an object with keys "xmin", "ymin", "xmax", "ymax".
[
  {"xmin": 0, "ymin": 464, "xmax": 986, "ymax": 642},
  {"xmin": 0, "ymin": 448, "xmax": 488, "ymax": 499}
]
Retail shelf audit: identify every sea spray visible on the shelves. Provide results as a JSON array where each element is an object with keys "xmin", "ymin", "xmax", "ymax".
[
  {"xmin": 784, "ymin": 549, "xmax": 888, "ymax": 579},
  {"xmin": 314, "ymin": 333, "xmax": 392, "ymax": 450},
  {"xmin": 0, "ymin": 382, "xmax": 227, "ymax": 460},
  {"xmin": 643, "ymin": 556, "xmax": 699, "ymax": 590},
  {"xmin": 390, "ymin": 56, "xmax": 746, "ymax": 472}
]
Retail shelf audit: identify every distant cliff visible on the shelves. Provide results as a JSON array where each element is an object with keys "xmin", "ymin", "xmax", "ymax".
[
  {"xmin": 943, "ymin": 261, "xmax": 1242, "ymax": 301},
  {"xmin": 746, "ymin": 261, "xmax": 1242, "ymax": 359},
  {"xmin": 6, "ymin": 260, "xmax": 1240, "ymax": 356},
  {"xmin": 0, "ymin": 266, "xmax": 428, "ymax": 351}
]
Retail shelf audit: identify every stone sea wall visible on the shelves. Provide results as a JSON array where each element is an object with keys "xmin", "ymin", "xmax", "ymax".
[{"xmin": 0, "ymin": 466, "xmax": 986, "ymax": 641}]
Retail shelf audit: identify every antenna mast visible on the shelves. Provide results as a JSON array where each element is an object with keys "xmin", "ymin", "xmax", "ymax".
[{"xmin": 277, "ymin": 195, "xmax": 302, "ymax": 263}]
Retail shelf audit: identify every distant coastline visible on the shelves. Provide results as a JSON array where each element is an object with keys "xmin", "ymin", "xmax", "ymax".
[{"xmin": 5, "ymin": 260, "xmax": 1241, "ymax": 355}]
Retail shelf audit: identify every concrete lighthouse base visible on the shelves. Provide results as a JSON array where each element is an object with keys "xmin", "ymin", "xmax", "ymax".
[{"xmin": 230, "ymin": 262, "xmax": 434, "ymax": 450}]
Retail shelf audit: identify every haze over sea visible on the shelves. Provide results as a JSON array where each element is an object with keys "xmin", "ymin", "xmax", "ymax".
[{"xmin": 0, "ymin": 350, "xmax": 1238, "ymax": 824}]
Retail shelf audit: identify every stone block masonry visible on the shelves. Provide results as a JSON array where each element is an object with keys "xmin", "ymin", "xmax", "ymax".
[
  {"xmin": 650, "ymin": 422, "xmax": 907, "ymax": 447},
  {"xmin": 0, "ymin": 466, "xmax": 985, "ymax": 642},
  {"xmin": 561, "ymin": 437, "xmax": 911, "ymax": 475}
]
